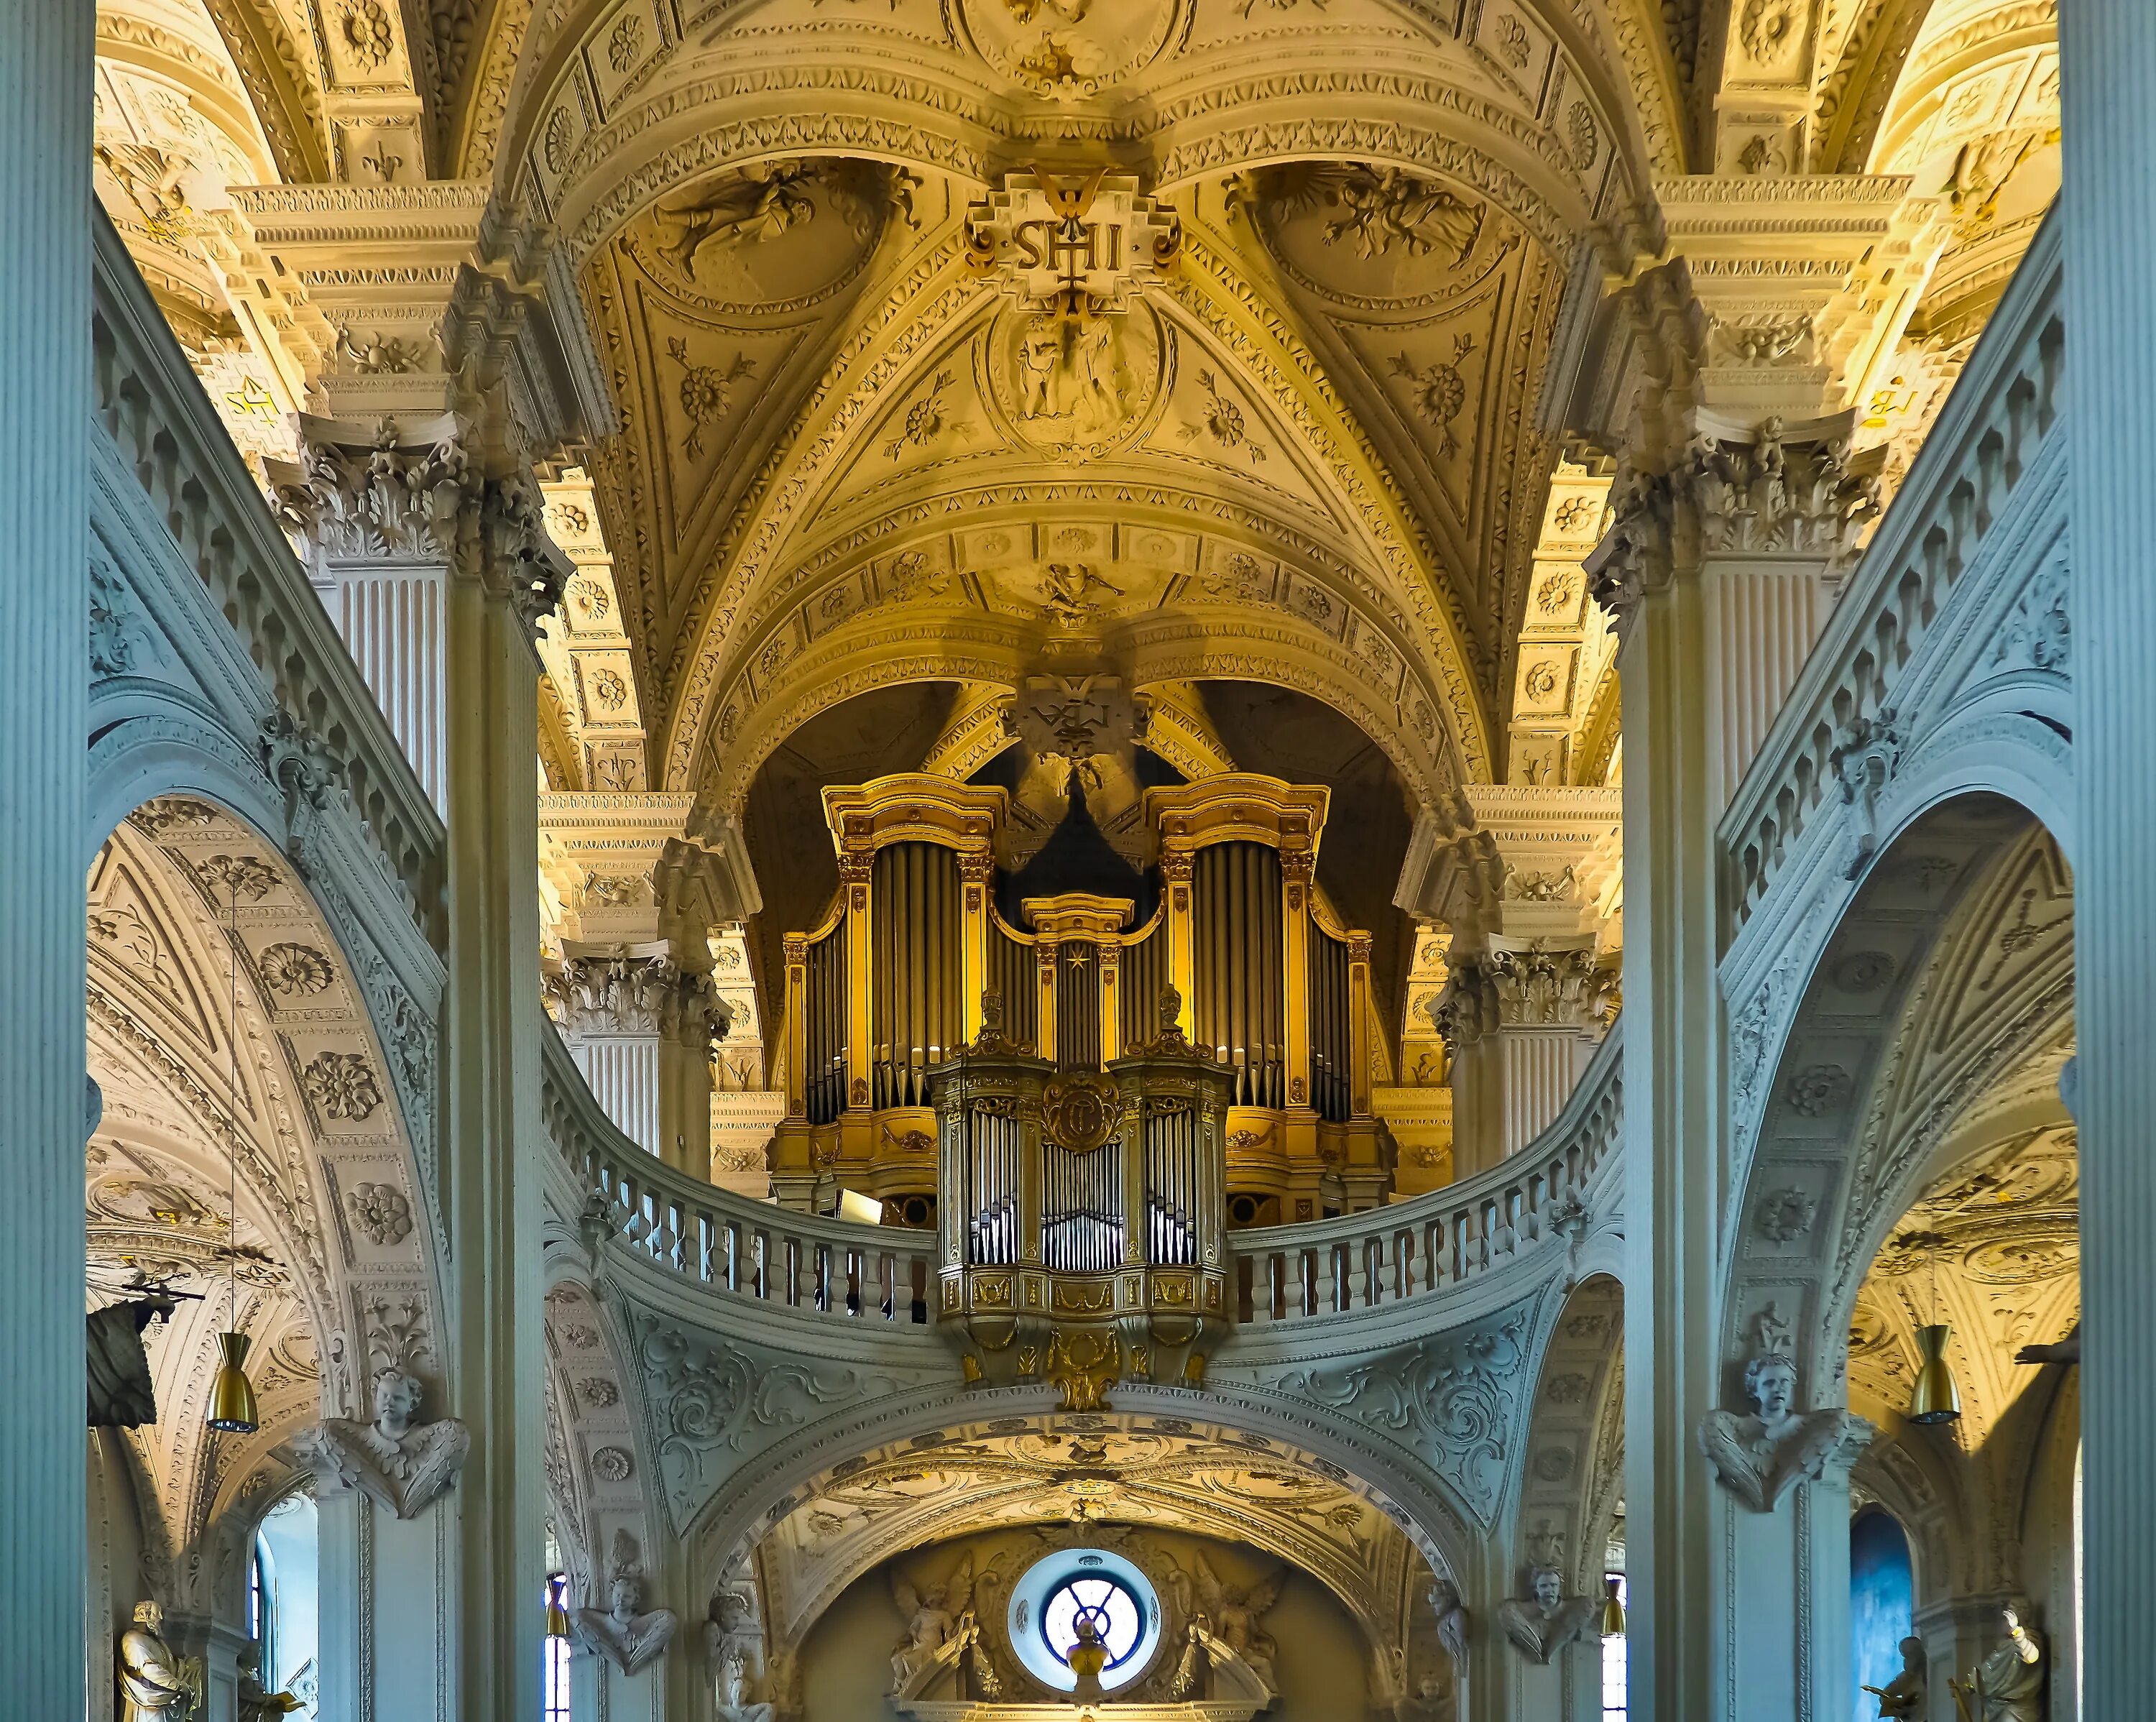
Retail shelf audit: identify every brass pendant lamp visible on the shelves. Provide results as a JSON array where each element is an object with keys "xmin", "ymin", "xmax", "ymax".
[
  {"xmin": 1904, "ymin": 1230, "xmax": 1961, "ymax": 1427},
  {"xmin": 1599, "ymin": 1575, "xmax": 1626, "ymax": 1637},
  {"xmin": 545, "ymin": 1573, "xmax": 572, "ymax": 1640},
  {"xmin": 207, "ymin": 876, "xmax": 259, "ymax": 1435}
]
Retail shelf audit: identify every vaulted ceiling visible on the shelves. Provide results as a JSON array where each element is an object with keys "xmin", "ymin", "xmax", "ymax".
[{"xmin": 95, "ymin": 0, "xmax": 2065, "ymax": 818}]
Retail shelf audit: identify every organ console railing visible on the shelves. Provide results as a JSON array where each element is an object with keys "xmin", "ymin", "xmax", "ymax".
[{"xmin": 773, "ymin": 770, "xmax": 1386, "ymax": 1228}]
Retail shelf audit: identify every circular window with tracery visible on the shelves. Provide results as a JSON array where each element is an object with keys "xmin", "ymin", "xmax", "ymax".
[{"xmin": 1006, "ymin": 1547, "xmax": 1163, "ymax": 1694}]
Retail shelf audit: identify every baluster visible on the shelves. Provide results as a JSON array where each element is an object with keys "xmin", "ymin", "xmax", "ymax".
[{"xmin": 754, "ymin": 1229, "xmax": 772, "ymax": 1300}]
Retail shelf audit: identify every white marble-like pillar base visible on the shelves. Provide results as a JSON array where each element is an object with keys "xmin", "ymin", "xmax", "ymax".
[{"xmin": 1710, "ymin": 1478, "xmax": 1856, "ymax": 1722}]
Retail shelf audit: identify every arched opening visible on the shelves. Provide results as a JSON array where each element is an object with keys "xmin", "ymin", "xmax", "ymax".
[
  {"xmin": 85, "ymin": 792, "xmax": 439, "ymax": 1718},
  {"xmin": 1735, "ymin": 792, "xmax": 2079, "ymax": 1717}
]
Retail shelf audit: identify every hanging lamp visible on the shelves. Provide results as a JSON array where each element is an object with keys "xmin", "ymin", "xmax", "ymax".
[
  {"xmin": 207, "ymin": 875, "xmax": 259, "ymax": 1435},
  {"xmin": 545, "ymin": 1573, "xmax": 572, "ymax": 1639},
  {"xmin": 1599, "ymin": 1576, "xmax": 1626, "ymax": 1637},
  {"xmin": 1904, "ymin": 1231, "xmax": 1961, "ymax": 1427}
]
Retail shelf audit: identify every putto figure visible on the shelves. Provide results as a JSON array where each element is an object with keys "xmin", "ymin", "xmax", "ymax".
[
  {"xmin": 573, "ymin": 1529, "xmax": 680, "ymax": 1676},
  {"xmin": 1497, "ymin": 1567, "xmax": 1596, "ymax": 1665},
  {"xmin": 1697, "ymin": 1350, "xmax": 1874, "ymax": 1512},
  {"xmin": 294, "ymin": 1363, "xmax": 470, "ymax": 1519}
]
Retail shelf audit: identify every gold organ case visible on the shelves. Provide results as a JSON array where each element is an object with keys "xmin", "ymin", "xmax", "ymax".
[{"xmin": 771, "ymin": 770, "xmax": 1386, "ymax": 1401}]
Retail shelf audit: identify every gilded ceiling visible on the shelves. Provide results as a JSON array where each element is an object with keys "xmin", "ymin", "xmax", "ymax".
[{"xmin": 91, "ymin": 0, "xmax": 2066, "ymax": 811}]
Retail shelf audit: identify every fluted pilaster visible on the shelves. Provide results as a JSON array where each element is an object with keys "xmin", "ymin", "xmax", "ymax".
[
  {"xmin": 0, "ymin": 2, "xmax": 91, "ymax": 1712},
  {"xmin": 2062, "ymin": 6, "xmax": 2156, "ymax": 1713}
]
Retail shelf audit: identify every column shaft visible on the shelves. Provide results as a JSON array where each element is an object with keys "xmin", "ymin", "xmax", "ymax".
[
  {"xmin": 2061, "ymin": 4, "xmax": 2156, "ymax": 1713},
  {"xmin": 443, "ymin": 579, "xmax": 545, "ymax": 1721},
  {"xmin": 1619, "ymin": 568, "xmax": 1720, "ymax": 1722},
  {"xmin": 0, "ymin": 1, "xmax": 91, "ymax": 1713}
]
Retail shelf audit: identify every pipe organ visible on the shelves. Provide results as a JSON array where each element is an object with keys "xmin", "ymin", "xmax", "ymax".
[{"xmin": 773, "ymin": 771, "xmax": 1385, "ymax": 1396}]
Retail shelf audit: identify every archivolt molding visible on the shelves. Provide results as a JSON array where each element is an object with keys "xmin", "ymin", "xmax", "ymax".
[
  {"xmin": 543, "ymin": 1275, "xmax": 656, "ymax": 1607},
  {"xmin": 505, "ymin": 0, "xmax": 1646, "ymax": 266}
]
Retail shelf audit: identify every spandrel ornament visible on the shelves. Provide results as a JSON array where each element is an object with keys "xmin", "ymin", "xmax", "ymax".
[
  {"xmin": 573, "ymin": 1529, "xmax": 679, "ymax": 1676},
  {"xmin": 1496, "ymin": 1567, "xmax": 1596, "ymax": 1665},
  {"xmin": 1697, "ymin": 1350, "xmax": 1874, "ymax": 1512},
  {"xmin": 292, "ymin": 1364, "xmax": 469, "ymax": 1519}
]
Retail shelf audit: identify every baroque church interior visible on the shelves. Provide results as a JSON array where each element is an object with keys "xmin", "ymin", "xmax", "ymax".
[{"xmin": 11, "ymin": 0, "xmax": 2149, "ymax": 1717}]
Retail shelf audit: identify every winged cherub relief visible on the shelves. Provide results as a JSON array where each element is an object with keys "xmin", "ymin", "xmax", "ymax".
[
  {"xmin": 890, "ymin": 1552, "xmax": 974, "ymax": 1690},
  {"xmin": 1697, "ymin": 1349, "xmax": 1875, "ymax": 1513},
  {"xmin": 292, "ymin": 1310, "xmax": 469, "ymax": 1519},
  {"xmin": 573, "ymin": 1528, "xmax": 680, "ymax": 1675},
  {"xmin": 1170, "ymin": 1552, "xmax": 1284, "ymax": 1691},
  {"xmin": 1497, "ymin": 1565, "xmax": 1597, "ymax": 1664},
  {"xmin": 1265, "ymin": 163, "xmax": 1486, "ymax": 265}
]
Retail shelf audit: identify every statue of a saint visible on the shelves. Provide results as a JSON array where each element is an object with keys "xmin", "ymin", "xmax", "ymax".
[
  {"xmin": 294, "ymin": 1364, "xmax": 469, "ymax": 1519},
  {"xmin": 117, "ymin": 1601, "xmax": 189, "ymax": 1722},
  {"xmin": 236, "ymin": 1643, "xmax": 302, "ymax": 1722},
  {"xmin": 572, "ymin": 1530, "xmax": 679, "ymax": 1676},
  {"xmin": 1950, "ymin": 1608, "xmax": 2044, "ymax": 1722},
  {"xmin": 1697, "ymin": 1351, "xmax": 1874, "ymax": 1512},
  {"xmin": 1863, "ymin": 1634, "xmax": 1927, "ymax": 1719},
  {"xmin": 1496, "ymin": 1567, "xmax": 1596, "ymax": 1664}
]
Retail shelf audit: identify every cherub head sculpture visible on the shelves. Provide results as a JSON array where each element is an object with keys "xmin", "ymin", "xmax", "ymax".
[
  {"xmin": 371, "ymin": 1366, "xmax": 424, "ymax": 1438},
  {"xmin": 1742, "ymin": 1353, "xmax": 1798, "ymax": 1426},
  {"xmin": 1529, "ymin": 1567, "xmax": 1564, "ymax": 1612},
  {"xmin": 607, "ymin": 1530, "xmax": 649, "ymax": 1621}
]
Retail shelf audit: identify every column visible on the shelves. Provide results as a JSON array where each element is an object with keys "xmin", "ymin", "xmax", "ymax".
[
  {"xmin": 0, "ymin": 1, "xmax": 91, "ymax": 1713},
  {"xmin": 539, "ymin": 797, "xmax": 755, "ymax": 1173},
  {"xmin": 1581, "ymin": 254, "xmax": 1889, "ymax": 1721},
  {"xmin": 2060, "ymin": 6, "xmax": 2156, "ymax": 1713},
  {"xmin": 443, "ymin": 474, "xmax": 552, "ymax": 1722},
  {"xmin": 1396, "ymin": 787, "xmax": 1621, "ymax": 1175},
  {"xmin": 247, "ymin": 185, "xmax": 602, "ymax": 1722}
]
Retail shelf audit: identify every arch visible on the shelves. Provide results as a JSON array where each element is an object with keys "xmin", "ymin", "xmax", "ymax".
[
  {"xmin": 1722, "ymin": 791, "xmax": 2071, "ymax": 1404},
  {"xmin": 1508, "ymin": 1273, "xmax": 1626, "ymax": 1600},
  {"xmin": 720, "ymin": 1407, "xmax": 1437, "ymax": 1674},
  {"xmin": 675, "ymin": 1378, "xmax": 1486, "ymax": 1629}
]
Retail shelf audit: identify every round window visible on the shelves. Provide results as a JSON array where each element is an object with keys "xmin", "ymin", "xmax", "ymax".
[{"xmin": 1005, "ymin": 1547, "xmax": 1162, "ymax": 1694}]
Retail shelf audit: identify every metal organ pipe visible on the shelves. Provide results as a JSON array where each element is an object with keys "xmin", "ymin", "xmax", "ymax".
[
  {"xmin": 871, "ymin": 844, "xmax": 961, "ymax": 1107},
  {"xmin": 1192, "ymin": 844, "xmax": 1285, "ymax": 1107}
]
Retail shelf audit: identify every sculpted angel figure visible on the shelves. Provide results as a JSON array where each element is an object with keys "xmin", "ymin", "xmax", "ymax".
[
  {"xmin": 1497, "ymin": 1567, "xmax": 1596, "ymax": 1665},
  {"xmin": 1949, "ymin": 1607, "xmax": 2043, "ymax": 1722},
  {"xmin": 890, "ymin": 1553, "xmax": 972, "ymax": 1690},
  {"xmin": 1266, "ymin": 162, "xmax": 1483, "ymax": 264},
  {"xmin": 1072, "ymin": 315, "xmax": 1124, "ymax": 433},
  {"xmin": 1427, "ymin": 1576, "xmax": 1471, "ymax": 1665},
  {"xmin": 1171, "ymin": 1553, "xmax": 1283, "ymax": 1690},
  {"xmin": 1697, "ymin": 1350, "xmax": 1874, "ymax": 1513},
  {"xmin": 293, "ymin": 1364, "xmax": 470, "ymax": 1519},
  {"xmin": 572, "ymin": 1529, "xmax": 679, "ymax": 1677},
  {"xmin": 1018, "ymin": 316, "xmax": 1063, "ymax": 419},
  {"xmin": 652, "ymin": 164, "xmax": 821, "ymax": 277}
]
